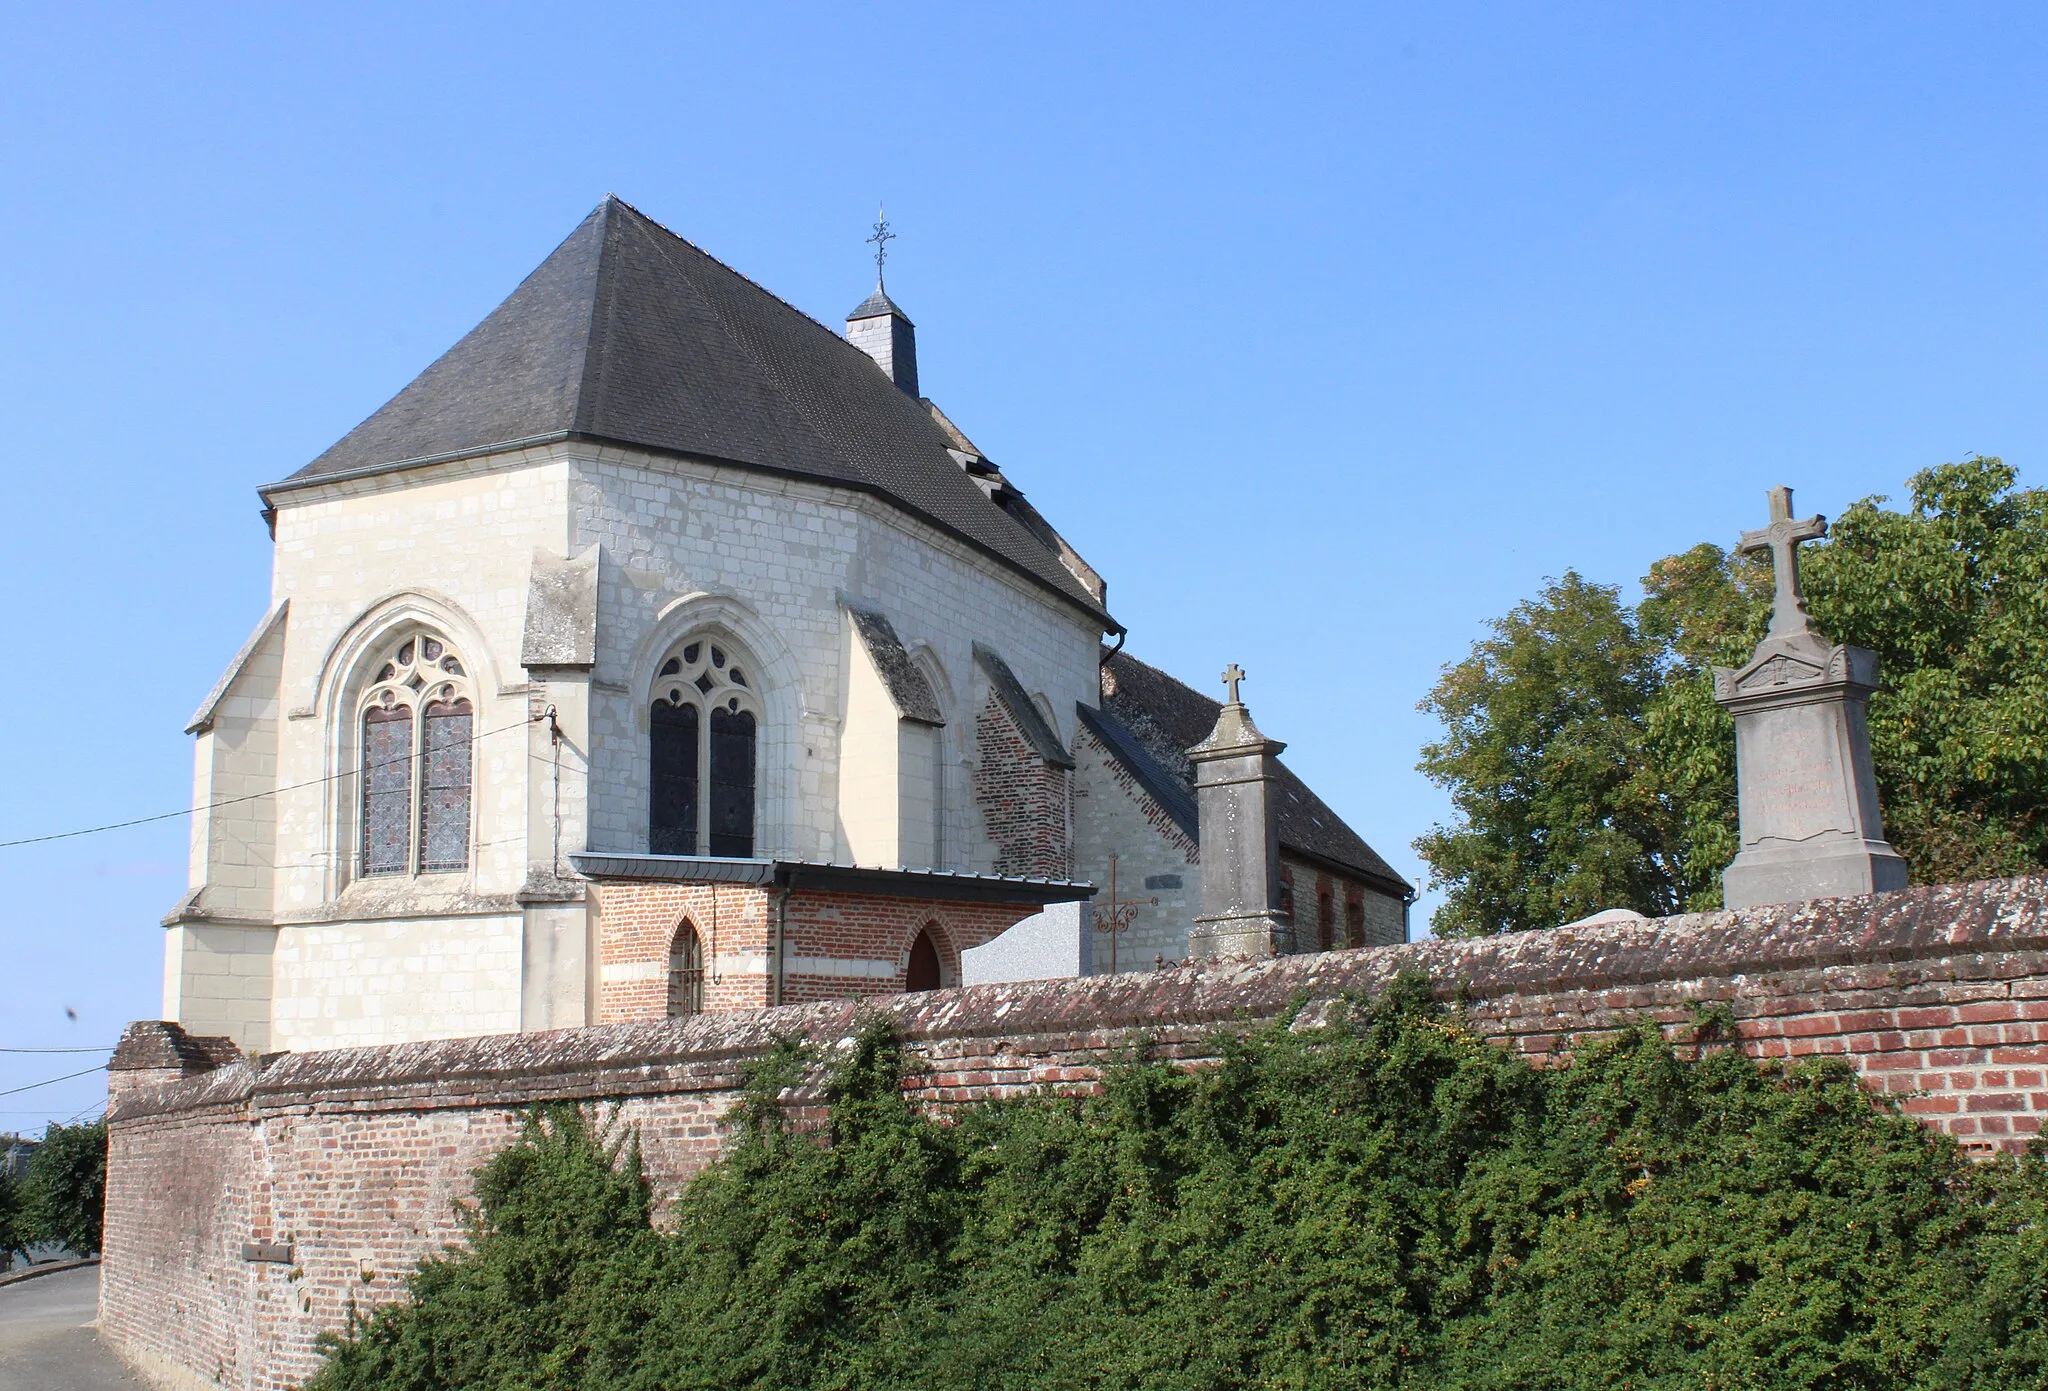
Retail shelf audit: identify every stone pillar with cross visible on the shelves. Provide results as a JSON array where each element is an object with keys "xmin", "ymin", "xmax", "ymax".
[
  {"xmin": 1713, "ymin": 486, "xmax": 1907, "ymax": 909},
  {"xmin": 1186, "ymin": 663, "xmax": 1293, "ymax": 960}
]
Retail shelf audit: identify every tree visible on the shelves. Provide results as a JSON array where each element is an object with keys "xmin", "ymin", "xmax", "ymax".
[
  {"xmin": 1418, "ymin": 457, "xmax": 2048, "ymax": 937},
  {"xmin": 20, "ymin": 1120, "xmax": 108, "ymax": 1256},
  {"xmin": 0, "ymin": 1163, "xmax": 21, "ymax": 1265},
  {"xmin": 1415, "ymin": 572, "xmax": 1690, "ymax": 936}
]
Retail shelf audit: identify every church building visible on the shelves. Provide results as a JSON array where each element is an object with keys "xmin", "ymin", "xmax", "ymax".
[{"xmin": 168, "ymin": 198, "xmax": 1410, "ymax": 1054}]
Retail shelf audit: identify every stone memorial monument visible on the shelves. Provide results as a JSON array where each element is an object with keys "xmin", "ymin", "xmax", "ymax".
[
  {"xmin": 1714, "ymin": 486, "xmax": 1909, "ymax": 909},
  {"xmin": 1187, "ymin": 664, "xmax": 1293, "ymax": 960}
]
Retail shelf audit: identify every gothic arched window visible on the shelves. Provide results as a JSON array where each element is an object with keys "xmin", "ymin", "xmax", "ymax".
[
  {"xmin": 668, "ymin": 921, "xmax": 705, "ymax": 1016},
  {"xmin": 1317, "ymin": 889, "xmax": 1336, "ymax": 952},
  {"xmin": 650, "ymin": 637, "xmax": 760, "ymax": 858},
  {"xmin": 359, "ymin": 632, "xmax": 472, "ymax": 876},
  {"xmin": 905, "ymin": 925, "xmax": 943, "ymax": 993}
]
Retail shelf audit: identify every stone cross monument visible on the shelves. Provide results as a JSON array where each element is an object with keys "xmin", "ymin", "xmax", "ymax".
[
  {"xmin": 1714, "ymin": 486, "xmax": 1908, "ymax": 909},
  {"xmin": 1186, "ymin": 664, "xmax": 1292, "ymax": 960}
]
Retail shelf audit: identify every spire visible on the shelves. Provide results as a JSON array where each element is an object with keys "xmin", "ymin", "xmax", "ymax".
[{"xmin": 847, "ymin": 205, "xmax": 919, "ymax": 396}]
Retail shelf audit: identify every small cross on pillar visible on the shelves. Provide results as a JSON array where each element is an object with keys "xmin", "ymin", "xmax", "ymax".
[
  {"xmin": 1221, "ymin": 663, "xmax": 1246, "ymax": 705},
  {"xmin": 1738, "ymin": 486, "xmax": 1827, "ymax": 638}
]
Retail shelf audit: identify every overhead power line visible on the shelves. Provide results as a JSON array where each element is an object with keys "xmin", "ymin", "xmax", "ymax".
[
  {"xmin": 0, "ymin": 1065, "xmax": 106, "ymax": 1099},
  {"xmin": 0, "ymin": 1047, "xmax": 113, "ymax": 1055},
  {"xmin": 0, "ymin": 713, "xmax": 543, "ymax": 850}
]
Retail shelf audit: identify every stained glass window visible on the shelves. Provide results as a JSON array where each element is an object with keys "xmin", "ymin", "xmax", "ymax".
[
  {"xmin": 667, "ymin": 921, "xmax": 704, "ymax": 1016},
  {"xmin": 649, "ymin": 635, "xmax": 760, "ymax": 859},
  {"xmin": 420, "ymin": 697, "xmax": 473, "ymax": 871},
  {"xmin": 650, "ymin": 701, "xmax": 699, "ymax": 854},
  {"xmin": 709, "ymin": 707, "xmax": 756, "ymax": 858},
  {"xmin": 362, "ymin": 705, "xmax": 414, "ymax": 875},
  {"xmin": 357, "ymin": 630, "xmax": 473, "ymax": 879}
]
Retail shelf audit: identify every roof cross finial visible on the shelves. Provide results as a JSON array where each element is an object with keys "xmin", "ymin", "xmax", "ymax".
[
  {"xmin": 866, "ymin": 204, "xmax": 895, "ymax": 289},
  {"xmin": 1221, "ymin": 663, "xmax": 1246, "ymax": 705}
]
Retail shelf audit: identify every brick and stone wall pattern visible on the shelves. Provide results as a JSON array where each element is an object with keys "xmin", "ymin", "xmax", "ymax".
[
  {"xmin": 104, "ymin": 878, "xmax": 2048, "ymax": 1391},
  {"xmin": 1070, "ymin": 725, "xmax": 1199, "ymax": 971},
  {"xmin": 972, "ymin": 690, "xmax": 1071, "ymax": 880},
  {"xmin": 592, "ymin": 881, "xmax": 1039, "ymax": 1014}
]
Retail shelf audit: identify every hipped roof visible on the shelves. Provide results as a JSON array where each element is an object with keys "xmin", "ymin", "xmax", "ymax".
[{"xmin": 273, "ymin": 197, "xmax": 1112, "ymax": 627}]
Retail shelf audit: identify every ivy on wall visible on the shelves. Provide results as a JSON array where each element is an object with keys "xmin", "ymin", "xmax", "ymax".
[{"xmin": 311, "ymin": 988, "xmax": 2048, "ymax": 1390}]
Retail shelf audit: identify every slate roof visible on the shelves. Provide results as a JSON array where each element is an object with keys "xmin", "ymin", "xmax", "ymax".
[
  {"xmin": 847, "ymin": 285, "xmax": 911, "ymax": 323},
  {"xmin": 1075, "ymin": 702, "xmax": 1199, "ymax": 841},
  {"xmin": 273, "ymin": 197, "xmax": 1110, "ymax": 626},
  {"xmin": 975, "ymin": 644, "xmax": 1077, "ymax": 769},
  {"xmin": 842, "ymin": 596, "xmax": 944, "ymax": 725},
  {"xmin": 1096, "ymin": 648, "xmax": 1412, "ymax": 898}
]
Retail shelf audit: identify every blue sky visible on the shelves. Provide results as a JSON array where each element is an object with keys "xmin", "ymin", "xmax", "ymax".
[{"xmin": 2, "ymin": 4, "xmax": 2043, "ymax": 1131}]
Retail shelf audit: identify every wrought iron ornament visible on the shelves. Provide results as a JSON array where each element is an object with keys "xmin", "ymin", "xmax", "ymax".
[{"xmin": 866, "ymin": 205, "xmax": 895, "ymax": 288}]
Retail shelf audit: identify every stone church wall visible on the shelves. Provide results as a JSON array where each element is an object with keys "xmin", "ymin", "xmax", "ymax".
[
  {"xmin": 1070, "ymin": 722, "xmax": 1201, "ymax": 970},
  {"xmin": 104, "ymin": 878, "xmax": 2048, "ymax": 1391},
  {"xmin": 266, "ymin": 912, "xmax": 528, "ymax": 1051},
  {"xmin": 267, "ymin": 449, "xmax": 572, "ymax": 923},
  {"xmin": 567, "ymin": 445, "xmax": 1100, "ymax": 871}
]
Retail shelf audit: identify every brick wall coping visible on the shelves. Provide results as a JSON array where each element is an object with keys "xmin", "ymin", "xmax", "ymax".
[{"xmin": 107, "ymin": 877, "xmax": 2048, "ymax": 1126}]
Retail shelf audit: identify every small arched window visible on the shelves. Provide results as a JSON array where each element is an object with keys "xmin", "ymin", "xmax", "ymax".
[
  {"xmin": 1344, "ymin": 895, "xmax": 1365, "ymax": 950},
  {"xmin": 1317, "ymin": 889, "xmax": 1336, "ymax": 951},
  {"xmin": 905, "ymin": 926, "xmax": 943, "ymax": 993},
  {"xmin": 359, "ymin": 632, "xmax": 472, "ymax": 876},
  {"xmin": 650, "ymin": 637, "xmax": 760, "ymax": 857},
  {"xmin": 667, "ymin": 921, "xmax": 705, "ymax": 1017}
]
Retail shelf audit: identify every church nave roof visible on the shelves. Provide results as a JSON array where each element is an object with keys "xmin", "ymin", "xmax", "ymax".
[{"xmin": 274, "ymin": 197, "xmax": 1114, "ymax": 627}]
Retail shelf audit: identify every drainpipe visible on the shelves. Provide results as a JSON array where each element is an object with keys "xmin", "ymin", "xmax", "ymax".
[{"xmin": 773, "ymin": 882, "xmax": 791, "ymax": 1007}]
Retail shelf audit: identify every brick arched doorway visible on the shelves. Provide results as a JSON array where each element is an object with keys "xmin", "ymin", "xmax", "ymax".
[{"xmin": 906, "ymin": 926, "xmax": 943, "ymax": 993}]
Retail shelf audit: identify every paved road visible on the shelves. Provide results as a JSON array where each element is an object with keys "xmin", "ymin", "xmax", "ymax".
[{"xmin": 0, "ymin": 1265, "xmax": 140, "ymax": 1390}]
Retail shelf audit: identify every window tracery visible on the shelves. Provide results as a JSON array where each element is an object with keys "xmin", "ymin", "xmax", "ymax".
[
  {"xmin": 358, "ymin": 631, "xmax": 473, "ymax": 876},
  {"xmin": 650, "ymin": 637, "xmax": 760, "ymax": 858}
]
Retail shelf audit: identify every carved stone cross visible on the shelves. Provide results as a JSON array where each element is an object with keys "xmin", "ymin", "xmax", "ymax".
[
  {"xmin": 1739, "ymin": 486, "xmax": 1827, "ymax": 638},
  {"xmin": 1221, "ymin": 663, "xmax": 1246, "ymax": 705}
]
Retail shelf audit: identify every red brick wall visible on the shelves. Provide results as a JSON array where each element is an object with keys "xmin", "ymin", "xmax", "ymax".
[
  {"xmin": 592, "ymin": 882, "xmax": 774, "ymax": 1016},
  {"xmin": 591, "ymin": 881, "xmax": 1041, "ymax": 1017},
  {"xmin": 972, "ymin": 690, "xmax": 1071, "ymax": 878},
  {"xmin": 777, "ymin": 891, "xmax": 1040, "ymax": 1003},
  {"xmin": 102, "ymin": 878, "xmax": 2048, "ymax": 1391}
]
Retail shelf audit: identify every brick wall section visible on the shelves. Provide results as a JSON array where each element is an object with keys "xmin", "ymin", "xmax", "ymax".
[
  {"xmin": 592, "ymin": 882, "xmax": 774, "ymax": 1016},
  {"xmin": 103, "ymin": 878, "xmax": 2048, "ymax": 1390},
  {"xmin": 1278, "ymin": 857, "xmax": 1406, "ymax": 951},
  {"xmin": 777, "ymin": 891, "xmax": 1040, "ymax": 1002},
  {"xmin": 972, "ymin": 690, "xmax": 1071, "ymax": 879},
  {"xmin": 592, "ymin": 881, "xmax": 1042, "ymax": 1016}
]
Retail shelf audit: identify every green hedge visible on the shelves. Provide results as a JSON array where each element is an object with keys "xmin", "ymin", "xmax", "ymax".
[
  {"xmin": 1, "ymin": 1120, "xmax": 106, "ymax": 1261},
  {"xmin": 311, "ymin": 984, "xmax": 2048, "ymax": 1390}
]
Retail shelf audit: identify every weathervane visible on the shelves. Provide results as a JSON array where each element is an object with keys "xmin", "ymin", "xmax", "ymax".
[
  {"xmin": 866, "ymin": 204, "xmax": 895, "ymax": 289},
  {"xmin": 1093, "ymin": 852, "xmax": 1157, "ymax": 975}
]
